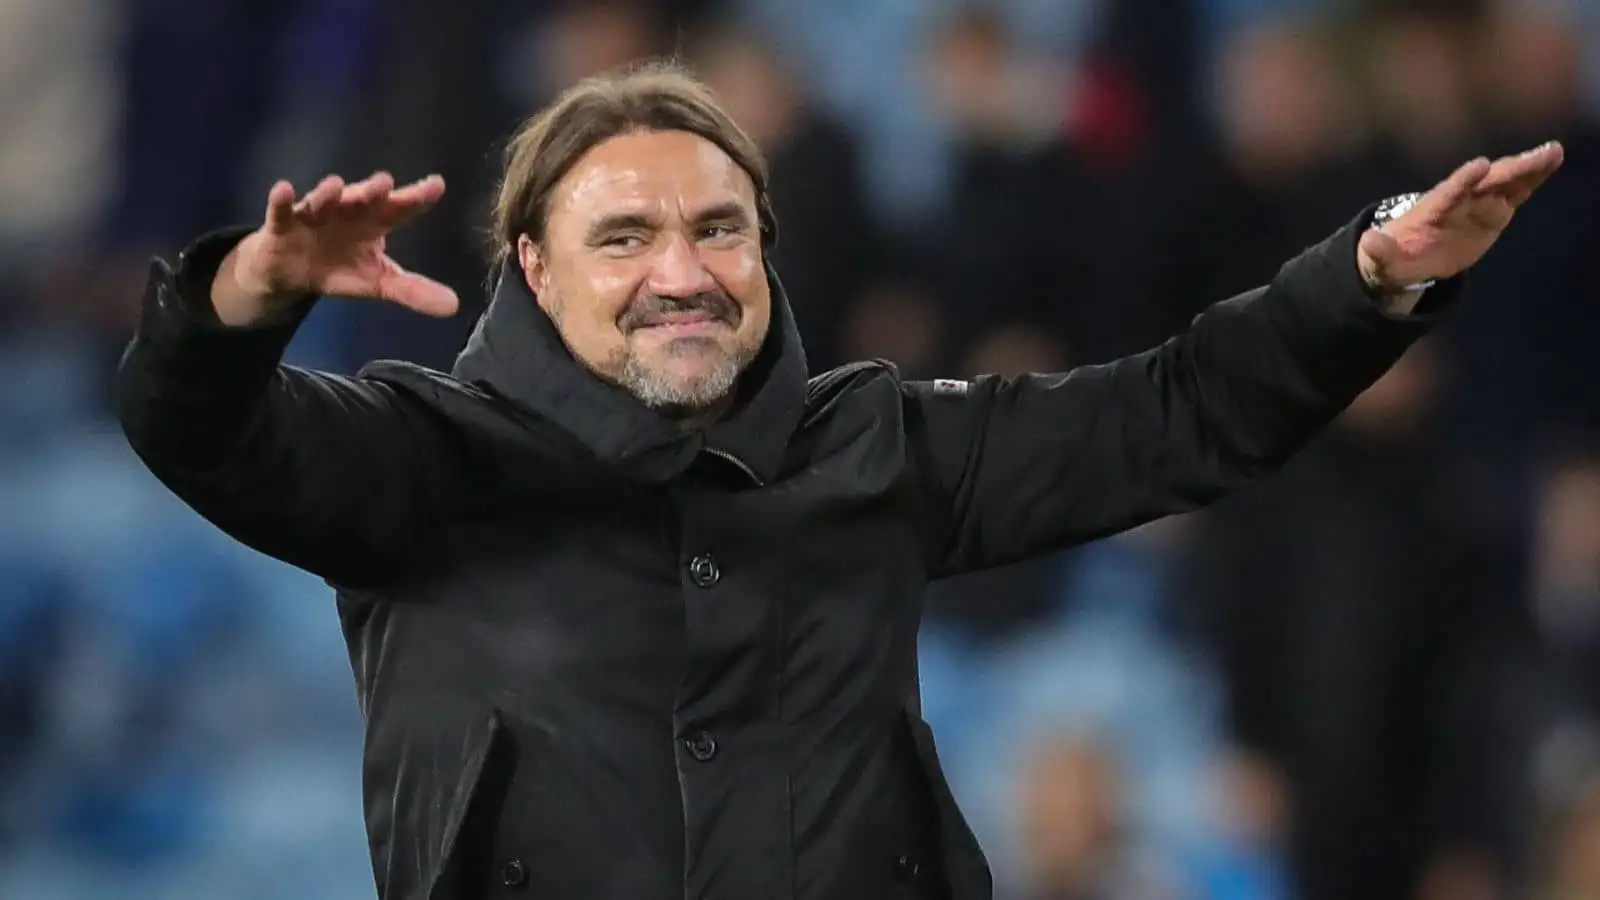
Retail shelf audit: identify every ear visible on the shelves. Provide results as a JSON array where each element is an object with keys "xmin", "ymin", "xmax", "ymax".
[{"xmin": 517, "ymin": 234, "xmax": 548, "ymax": 296}]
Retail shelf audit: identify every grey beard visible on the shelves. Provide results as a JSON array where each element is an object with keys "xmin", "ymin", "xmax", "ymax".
[{"xmin": 617, "ymin": 337, "xmax": 752, "ymax": 413}]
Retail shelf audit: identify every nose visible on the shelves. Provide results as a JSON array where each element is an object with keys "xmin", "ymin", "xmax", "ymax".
[{"xmin": 646, "ymin": 232, "xmax": 718, "ymax": 298}]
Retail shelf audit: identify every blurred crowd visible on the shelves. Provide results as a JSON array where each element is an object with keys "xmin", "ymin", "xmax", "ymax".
[{"xmin": 3, "ymin": 0, "xmax": 1600, "ymax": 899}]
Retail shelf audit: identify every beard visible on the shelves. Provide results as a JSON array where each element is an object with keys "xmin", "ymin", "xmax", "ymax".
[
  {"xmin": 613, "ymin": 290, "xmax": 761, "ymax": 416},
  {"xmin": 617, "ymin": 335, "xmax": 755, "ymax": 413},
  {"xmin": 543, "ymin": 284, "xmax": 765, "ymax": 418}
]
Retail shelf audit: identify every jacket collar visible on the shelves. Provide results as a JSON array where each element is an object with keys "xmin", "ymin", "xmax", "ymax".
[{"xmin": 450, "ymin": 260, "xmax": 808, "ymax": 486}]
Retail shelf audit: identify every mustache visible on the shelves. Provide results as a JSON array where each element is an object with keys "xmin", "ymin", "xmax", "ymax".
[{"xmin": 619, "ymin": 292, "xmax": 739, "ymax": 331}]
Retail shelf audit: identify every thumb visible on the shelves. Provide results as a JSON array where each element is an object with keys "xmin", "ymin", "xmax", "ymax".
[
  {"xmin": 1359, "ymin": 227, "xmax": 1405, "ymax": 274},
  {"xmin": 377, "ymin": 265, "xmax": 460, "ymax": 318}
]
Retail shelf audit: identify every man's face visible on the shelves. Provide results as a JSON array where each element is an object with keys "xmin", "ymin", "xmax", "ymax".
[{"xmin": 520, "ymin": 129, "xmax": 771, "ymax": 414}]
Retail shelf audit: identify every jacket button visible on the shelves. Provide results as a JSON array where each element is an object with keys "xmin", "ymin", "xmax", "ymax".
[
  {"xmin": 688, "ymin": 554, "xmax": 720, "ymax": 588},
  {"xmin": 501, "ymin": 858, "xmax": 528, "ymax": 889},
  {"xmin": 895, "ymin": 854, "xmax": 922, "ymax": 881},
  {"xmin": 685, "ymin": 731, "xmax": 718, "ymax": 761}
]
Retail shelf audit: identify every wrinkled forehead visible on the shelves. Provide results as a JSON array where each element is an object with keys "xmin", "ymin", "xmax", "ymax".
[{"xmin": 548, "ymin": 130, "xmax": 758, "ymax": 231}]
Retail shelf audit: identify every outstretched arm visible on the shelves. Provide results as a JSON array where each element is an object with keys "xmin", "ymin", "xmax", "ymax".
[
  {"xmin": 118, "ymin": 174, "xmax": 463, "ymax": 587},
  {"xmin": 906, "ymin": 145, "xmax": 1563, "ymax": 576}
]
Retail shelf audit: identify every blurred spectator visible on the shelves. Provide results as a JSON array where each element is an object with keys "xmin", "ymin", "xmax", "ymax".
[
  {"xmin": 1010, "ymin": 736, "xmax": 1183, "ymax": 900},
  {"xmin": 1528, "ymin": 770, "xmax": 1600, "ymax": 900},
  {"xmin": 0, "ymin": 0, "xmax": 127, "ymax": 414},
  {"xmin": 1154, "ymin": 19, "xmax": 1393, "ymax": 319},
  {"xmin": 742, "ymin": 0, "xmax": 1097, "ymax": 224},
  {"xmin": 1089, "ymin": 0, "xmax": 1205, "ymax": 153},
  {"xmin": 1529, "ymin": 444, "xmax": 1600, "ymax": 722},
  {"xmin": 1441, "ymin": 0, "xmax": 1600, "ymax": 453},
  {"xmin": 1475, "ymin": 0, "xmax": 1587, "ymax": 142},
  {"xmin": 0, "ymin": 0, "xmax": 120, "ymax": 276},
  {"xmin": 1360, "ymin": 8, "xmax": 1485, "ymax": 172},
  {"xmin": 327, "ymin": 0, "xmax": 549, "ymax": 370},
  {"xmin": 916, "ymin": 8, "xmax": 1092, "ymax": 366},
  {"xmin": 836, "ymin": 280, "xmax": 946, "ymax": 378},
  {"xmin": 1190, "ymin": 750, "xmax": 1294, "ymax": 900},
  {"xmin": 925, "ymin": 517, "xmax": 1232, "ymax": 900},
  {"xmin": 531, "ymin": 0, "xmax": 664, "ymax": 94},
  {"xmin": 1208, "ymin": 21, "xmax": 1363, "ymax": 181},
  {"xmin": 1181, "ymin": 339, "xmax": 1536, "ymax": 900},
  {"xmin": 689, "ymin": 22, "xmax": 886, "ymax": 369}
]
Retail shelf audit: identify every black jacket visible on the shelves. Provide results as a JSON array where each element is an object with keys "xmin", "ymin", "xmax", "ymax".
[{"xmin": 116, "ymin": 209, "xmax": 1454, "ymax": 900}]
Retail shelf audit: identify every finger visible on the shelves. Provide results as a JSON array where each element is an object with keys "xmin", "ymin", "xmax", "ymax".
[
  {"xmin": 388, "ymin": 173, "xmax": 446, "ymax": 204},
  {"xmin": 1509, "ymin": 159, "xmax": 1562, "ymax": 205},
  {"xmin": 338, "ymin": 171, "xmax": 396, "ymax": 209},
  {"xmin": 1418, "ymin": 156, "xmax": 1491, "ymax": 221},
  {"xmin": 378, "ymin": 266, "xmax": 460, "ymax": 318},
  {"xmin": 263, "ymin": 180, "xmax": 297, "ymax": 235},
  {"xmin": 1489, "ymin": 142, "xmax": 1565, "ymax": 206},
  {"xmin": 331, "ymin": 172, "xmax": 396, "ymax": 231},
  {"xmin": 1475, "ymin": 141, "xmax": 1564, "ymax": 196},
  {"xmin": 1476, "ymin": 145, "xmax": 1551, "ymax": 192},
  {"xmin": 296, "ymin": 175, "xmax": 347, "ymax": 223},
  {"xmin": 376, "ymin": 174, "xmax": 447, "ymax": 228},
  {"xmin": 385, "ymin": 174, "xmax": 446, "ymax": 210}
]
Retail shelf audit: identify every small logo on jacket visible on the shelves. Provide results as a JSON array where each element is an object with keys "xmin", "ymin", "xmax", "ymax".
[{"xmin": 932, "ymin": 379, "xmax": 969, "ymax": 397}]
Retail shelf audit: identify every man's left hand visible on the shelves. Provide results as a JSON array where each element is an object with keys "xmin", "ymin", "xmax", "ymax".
[{"xmin": 1357, "ymin": 141, "xmax": 1565, "ymax": 301}]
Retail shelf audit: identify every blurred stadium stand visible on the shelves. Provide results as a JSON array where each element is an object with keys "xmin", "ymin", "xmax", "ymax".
[{"xmin": 3, "ymin": 1, "xmax": 1600, "ymax": 898}]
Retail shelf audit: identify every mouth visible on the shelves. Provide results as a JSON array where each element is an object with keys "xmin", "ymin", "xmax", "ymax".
[{"xmin": 634, "ymin": 312, "xmax": 728, "ymax": 338}]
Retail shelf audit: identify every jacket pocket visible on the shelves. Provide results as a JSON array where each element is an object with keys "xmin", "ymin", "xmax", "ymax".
[
  {"xmin": 426, "ymin": 709, "xmax": 504, "ymax": 900},
  {"xmin": 901, "ymin": 709, "xmax": 993, "ymax": 900}
]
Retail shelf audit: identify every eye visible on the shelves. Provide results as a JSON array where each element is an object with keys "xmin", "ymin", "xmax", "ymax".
[
  {"xmin": 603, "ymin": 234, "xmax": 646, "ymax": 250},
  {"xmin": 699, "ymin": 223, "xmax": 739, "ymax": 241}
]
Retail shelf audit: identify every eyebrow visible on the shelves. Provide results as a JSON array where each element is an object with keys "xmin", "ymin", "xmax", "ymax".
[
  {"xmin": 690, "ymin": 201, "xmax": 753, "ymax": 228},
  {"xmin": 583, "ymin": 202, "xmax": 753, "ymax": 244}
]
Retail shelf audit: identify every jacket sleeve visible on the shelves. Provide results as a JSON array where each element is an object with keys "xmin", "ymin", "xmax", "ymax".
[
  {"xmin": 904, "ymin": 206, "xmax": 1463, "ymax": 578},
  {"xmin": 116, "ymin": 227, "xmax": 458, "ymax": 588}
]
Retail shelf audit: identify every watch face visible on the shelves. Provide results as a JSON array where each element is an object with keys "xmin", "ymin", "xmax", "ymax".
[{"xmin": 1376, "ymin": 191, "xmax": 1423, "ymax": 226}]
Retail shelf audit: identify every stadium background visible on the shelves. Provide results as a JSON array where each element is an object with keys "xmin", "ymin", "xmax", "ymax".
[{"xmin": 3, "ymin": 0, "xmax": 1600, "ymax": 898}]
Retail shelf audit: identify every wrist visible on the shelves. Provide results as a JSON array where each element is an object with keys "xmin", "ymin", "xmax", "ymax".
[
  {"xmin": 1359, "ymin": 192, "xmax": 1438, "ymax": 315},
  {"xmin": 1356, "ymin": 245, "xmax": 1386, "ymax": 293},
  {"xmin": 210, "ymin": 232, "xmax": 305, "ymax": 327},
  {"xmin": 1354, "ymin": 248, "xmax": 1422, "ymax": 314}
]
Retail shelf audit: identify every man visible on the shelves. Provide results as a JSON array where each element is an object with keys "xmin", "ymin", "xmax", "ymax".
[{"xmin": 116, "ymin": 62, "xmax": 1563, "ymax": 900}]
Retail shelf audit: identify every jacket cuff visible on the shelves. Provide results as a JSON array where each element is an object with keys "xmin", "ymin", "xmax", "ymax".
[
  {"xmin": 136, "ymin": 226, "xmax": 319, "ymax": 380},
  {"xmin": 1276, "ymin": 205, "xmax": 1464, "ymax": 348}
]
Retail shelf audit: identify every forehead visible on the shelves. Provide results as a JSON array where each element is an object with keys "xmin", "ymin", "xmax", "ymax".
[{"xmin": 548, "ymin": 129, "xmax": 756, "ymax": 225}]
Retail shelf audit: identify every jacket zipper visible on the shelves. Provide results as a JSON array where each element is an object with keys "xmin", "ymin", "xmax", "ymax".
[{"xmin": 703, "ymin": 447, "xmax": 763, "ymax": 486}]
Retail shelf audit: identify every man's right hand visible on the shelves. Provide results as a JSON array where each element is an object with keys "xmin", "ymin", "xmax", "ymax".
[{"xmin": 211, "ymin": 172, "xmax": 459, "ymax": 326}]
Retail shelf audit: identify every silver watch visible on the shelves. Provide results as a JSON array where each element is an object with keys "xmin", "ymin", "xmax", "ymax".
[{"xmin": 1371, "ymin": 192, "xmax": 1436, "ymax": 293}]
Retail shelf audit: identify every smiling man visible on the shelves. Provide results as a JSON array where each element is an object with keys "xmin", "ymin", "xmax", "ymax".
[
  {"xmin": 511, "ymin": 128, "xmax": 771, "ymax": 418},
  {"xmin": 116, "ymin": 61, "xmax": 1563, "ymax": 900}
]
